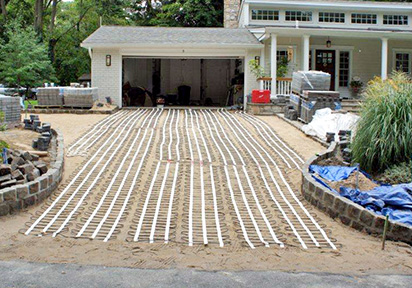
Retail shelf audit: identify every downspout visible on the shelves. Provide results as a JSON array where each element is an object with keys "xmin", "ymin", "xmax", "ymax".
[{"xmin": 88, "ymin": 48, "xmax": 92, "ymax": 60}]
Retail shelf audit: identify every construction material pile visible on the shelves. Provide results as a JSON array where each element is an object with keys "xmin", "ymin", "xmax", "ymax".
[
  {"xmin": 0, "ymin": 149, "xmax": 48, "ymax": 189},
  {"xmin": 302, "ymin": 108, "xmax": 359, "ymax": 142},
  {"xmin": 0, "ymin": 95, "xmax": 21, "ymax": 126},
  {"xmin": 285, "ymin": 71, "xmax": 340, "ymax": 123},
  {"xmin": 36, "ymin": 88, "xmax": 64, "ymax": 106},
  {"xmin": 23, "ymin": 115, "xmax": 52, "ymax": 151},
  {"xmin": 291, "ymin": 71, "xmax": 331, "ymax": 94},
  {"xmin": 63, "ymin": 87, "xmax": 98, "ymax": 108},
  {"xmin": 36, "ymin": 87, "xmax": 99, "ymax": 108}
]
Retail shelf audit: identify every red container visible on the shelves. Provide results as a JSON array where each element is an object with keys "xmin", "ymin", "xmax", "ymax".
[{"xmin": 252, "ymin": 90, "xmax": 270, "ymax": 103}]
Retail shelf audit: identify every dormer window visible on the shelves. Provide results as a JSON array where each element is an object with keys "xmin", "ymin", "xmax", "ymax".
[
  {"xmin": 384, "ymin": 15, "xmax": 408, "ymax": 25},
  {"xmin": 319, "ymin": 12, "xmax": 345, "ymax": 23},
  {"xmin": 251, "ymin": 9, "xmax": 279, "ymax": 21},
  {"xmin": 285, "ymin": 11, "xmax": 312, "ymax": 22},
  {"xmin": 351, "ymin": 13, "xmax": 377, "ymax": 24}
]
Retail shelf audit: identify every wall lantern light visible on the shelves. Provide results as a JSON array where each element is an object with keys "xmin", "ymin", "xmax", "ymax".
[
  {"xmin": 326, "ymin": 37, "xmax": 332, "ymax": 48},
  {"xmin": 254, "ymin": 56, "xmax": 260, "ymax": 66},
  {"xmin": 106, "ymin": 55, "xmax": 111, "ymax": 66}
]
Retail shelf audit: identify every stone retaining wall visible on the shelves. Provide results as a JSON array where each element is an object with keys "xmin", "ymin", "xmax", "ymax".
[
  {"xmin": 301, "ymin": 143, "xmax": 412, "ymax": 244},
  {"xmin": 0, "ymin": 129, "xmax": 64, "ymax": 216}
]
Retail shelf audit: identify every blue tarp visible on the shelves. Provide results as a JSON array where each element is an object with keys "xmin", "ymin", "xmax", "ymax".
[
  {"xmin": 340, "ymin": 185, "xmax": 412, "ymax": 226},
  {"xmin": 309, "ymin": 165, "xmax": 412, "ymax": 227},
  {"xmin": 309, "ymin": 165, "xmax": 358, "ymax": 182}
]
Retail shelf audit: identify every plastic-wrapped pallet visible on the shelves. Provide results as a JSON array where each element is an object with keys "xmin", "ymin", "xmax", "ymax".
[
  {"xmin": 292, "ymin": 71, "xmax": 331, "ymax": 94},
  {"xmin": 37, "ymin": 87, "xmax": 64, "ymax": 106},
  {"xmin": 0, "ymin": 95, "xmax": 21, "ymax": 125},
  {"xmin": 63, "ymin": 88, "xmax": 98, "ymax": 108}
]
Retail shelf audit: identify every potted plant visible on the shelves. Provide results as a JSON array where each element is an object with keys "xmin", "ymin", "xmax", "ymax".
[{"xmin": 350, "ymin": 77, "xmax": 363, "ymax": 97}]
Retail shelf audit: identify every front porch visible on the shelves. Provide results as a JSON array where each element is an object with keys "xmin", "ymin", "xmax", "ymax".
[{"xmin": 255, "ymin": 27, "xmax": 412, "ymax": 98}]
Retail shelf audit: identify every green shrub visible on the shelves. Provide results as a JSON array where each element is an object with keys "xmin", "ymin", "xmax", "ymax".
[
  {"xmin": 377, "ymin": 162, "xmax": 412, "ymax": 185},
  {"xmin": 351, "ymin": 72, "xmax": 412, "ymax": 173}
]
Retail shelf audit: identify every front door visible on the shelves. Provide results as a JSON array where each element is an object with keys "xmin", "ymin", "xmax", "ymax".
[{"xmin": 315, "ymin": 50, "xmax": 336, "ymax": 91}]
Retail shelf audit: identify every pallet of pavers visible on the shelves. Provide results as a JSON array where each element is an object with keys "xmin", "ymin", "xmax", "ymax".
[
  {"xmin": 291, "ymin": 71, "xmax": 331, "ymax": 95},
  {"xmin": 0, "ymin": 95, "xmax": 21, "ymax": 125},
  {"xmin": 300, "ymin": 91, "xmax": 341, "ymax": 123},
  {"xmin": 63, "ymin": 87, "xmax": 98, "ymax": 108},
  {"xmin": 36, "ymin": 87, "xmax": 64, "ymax": 106}
]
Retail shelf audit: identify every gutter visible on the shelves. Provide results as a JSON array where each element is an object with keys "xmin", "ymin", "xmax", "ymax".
[
  {"xmin": 80, "ymin": 42, "xmax": 264, "ymax": 50},
  {"xmin": 244, "ymin": 0, "xmax": 412, "ymax": 11}
]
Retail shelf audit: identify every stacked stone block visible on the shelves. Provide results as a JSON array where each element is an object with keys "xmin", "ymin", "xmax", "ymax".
[
  {"xmin": 301, "ymin": 142, "xmax": 412, "ymax": 244},
  {"xmin": 0, "ymin": 129, "xmax": 64, "ymax": 216},
  {"xmin": 224, "ymin": 0, "xmax": 240, "ymax": 28}
]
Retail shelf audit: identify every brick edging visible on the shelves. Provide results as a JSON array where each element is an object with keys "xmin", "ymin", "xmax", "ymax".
[
  {"xmin": 0, "ymin": 128, "xmax": 64, "ymax": 216},
  {"xmin": 301, "ymin": 142, "xmax": 412, "ymax": 244}
]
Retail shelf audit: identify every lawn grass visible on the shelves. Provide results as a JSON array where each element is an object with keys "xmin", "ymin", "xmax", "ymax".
[{"xmin": 24, "ymin": 100, "xmax": 38, "ymax": 109}]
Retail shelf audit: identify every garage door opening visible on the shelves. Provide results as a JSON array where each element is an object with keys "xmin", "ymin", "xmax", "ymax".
[{"xmin": 122, "ymin": 57, "xmax": 244, "ymax": 107}]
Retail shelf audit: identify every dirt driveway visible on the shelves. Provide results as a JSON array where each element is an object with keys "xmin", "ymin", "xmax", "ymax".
[{"xmin": 0, "ymin": 110, "xmax": 410, "ymax": 274}]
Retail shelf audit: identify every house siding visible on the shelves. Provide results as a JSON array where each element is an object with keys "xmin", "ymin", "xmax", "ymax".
[
  {"xmin": 262, "ymin": 37, "xmax": 412, "ymax": 87},
  {"xmin": 91, "ymin": 49, "xmax": 122, "ymax": 107},
  {"xmin": 245, "ymin": 49, "xmax": 261, "ymax": 97}
]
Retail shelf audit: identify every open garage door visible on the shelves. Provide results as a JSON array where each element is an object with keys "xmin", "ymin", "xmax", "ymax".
[{"xmin": 122, "ymin": 57, "xmax": 244, "ymax": 107}]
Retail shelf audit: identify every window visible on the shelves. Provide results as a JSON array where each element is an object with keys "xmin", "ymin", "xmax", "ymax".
[
  {"xmin": 384, "ymin": 15, "xmax": 408, "ymax": 25},
  {"xmin": 395, "ymin": 53, "xmax": 410, "ymax": 73},
  {"xmin": 277, "ymin": 50, "xmax": 288, "ymax": 62},
  {"xmin": 251, "ymin": 9, "xmax": 279, "ymax": 21},
  {"xmin": 285, "ymin": 11, "xmax": 312, "ymax": 22},
  {"xmin": 319, "ymin": 12, "xmax": 345, "ymax": 23},
  {"xmin": 351, "ymin": 13, "xmax": 377, "ymax": 24},
  {"xmin": 339, "ymin": 52, "xmax": 350, "ymax": 87}
]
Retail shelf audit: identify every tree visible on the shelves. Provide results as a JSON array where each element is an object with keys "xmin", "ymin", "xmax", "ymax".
[{"xmin": 0, "ymin": 19, "xmax": 56, "ymax": 93}]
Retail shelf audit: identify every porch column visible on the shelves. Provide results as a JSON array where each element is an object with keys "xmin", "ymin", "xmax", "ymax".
[
  {"xmin": 260, "ymin": 47, "xmax": 265, "ymax": 90},
  {"xmin": 302, "ymin": 35, "xmax": 310, "ymax": 71},
  {"xmin": 381, "ymin": 38, "xmax": 388, "ymax": 80},
  {"xmin": 271, "ymin": 34, "xmax": 277, "ymax": 95}
]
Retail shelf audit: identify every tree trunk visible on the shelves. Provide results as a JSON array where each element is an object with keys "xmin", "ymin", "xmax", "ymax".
[
  {"xmin": 49, "ymin": 0, "xmax": 58, "ymax": 33},
  {"xmin": 0, "ymin": 0, "xmax": 7, "ymax": 19},
  {"xmin": 34, "ymin": 0, "xmax": 44, "ymax": 39}
]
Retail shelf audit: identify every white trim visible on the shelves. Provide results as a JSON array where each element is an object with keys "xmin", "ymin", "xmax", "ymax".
[
  {"xmin": 119, "ymin": 48, "xmax": 249, "ymax": 58},
  {"xmin": 244, "ymin": 0, "xmax": 412, "ymax": 12},
  {"xmin": 82, "ymin": 43, "xmax": 263, "ymax": 49},
  {"xmin": 310, "ymin": 45, "xmax": 354, "ymax": 51},
  {"xmin": 392, "ymin": 48, "xmax": 412, "ymax": 74}
]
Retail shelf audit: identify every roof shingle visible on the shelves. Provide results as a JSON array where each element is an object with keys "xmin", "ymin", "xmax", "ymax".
[{"xmin": 82, "ymin": 26, "xmax": 262, "ymax": 47}]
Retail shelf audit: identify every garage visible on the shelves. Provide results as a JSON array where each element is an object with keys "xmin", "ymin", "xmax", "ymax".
[
  {"xmin": 122, "ymin": 57, "xmax": 243, "ymax": 107},
  {"xmin": 81, "ymin": 26, "xmax": 263, "ymax": 108}
]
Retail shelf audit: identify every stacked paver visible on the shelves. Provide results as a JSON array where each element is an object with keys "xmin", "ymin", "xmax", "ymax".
[
  {"xmin": 63, "ymin": 88, "xmax": 98, "ymax": 108},
  {"xmin": 0, "ymin": 149, "xmax": 48, "ymax": 189},
  {"xmin": 287, "ymin": 71, "xmax": 340, "ymax": 123},
  {"xmin": 36, "ymin": 88, "xmax": 64, "ymax": 106},
  {"xmin": 0, "ymin": 96, "xmax": 21, "ymax": 125}
]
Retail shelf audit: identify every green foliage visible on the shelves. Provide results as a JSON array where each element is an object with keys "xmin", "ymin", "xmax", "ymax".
[
  {"xmin": 249, "ymin": 59, "xmax": 264, "ymax": 80},
  {"xmin": 0, "ymin": 18, "xmax": 56, "ymax": 89},
  {"xmin": 132, "ymin": 0, "xmax": 223, "ymax": 27},
  {"xmin": 351, "ymin": 72, "xmax": 412, "ymax": 173},
  {"xmin": 377, "ymin": 161, "xmax": 412, "ymax": 185},
  {"xmin": 0, "ymin": 111, "xmax": 6, "ymax": 131},
  {"xmin": 277, "ymin": 57, "xmax": 289, "ymax": 78}
]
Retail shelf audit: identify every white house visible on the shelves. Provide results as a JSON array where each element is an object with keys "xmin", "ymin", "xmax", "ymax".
[{"xmin": 82, "ymin": 0, "xmax": 412, "ymax": 107}]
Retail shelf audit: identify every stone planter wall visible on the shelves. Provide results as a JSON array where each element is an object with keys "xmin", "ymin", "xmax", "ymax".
[
  {"xmin": 0, "ymin": 129, "xmax": 64, "ymax": 216},
  {"xmin": 301, "ymin": 143, "xmax": 412, "ymax": 244}
]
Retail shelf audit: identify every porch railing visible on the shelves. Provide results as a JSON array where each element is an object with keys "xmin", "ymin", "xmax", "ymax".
[{"xmin": 259, "ymin": 77, "xmax": 292, "ymax": 96}]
